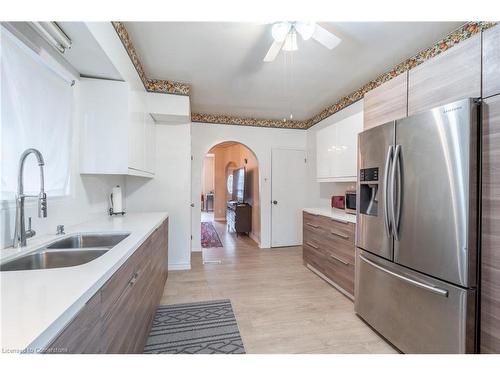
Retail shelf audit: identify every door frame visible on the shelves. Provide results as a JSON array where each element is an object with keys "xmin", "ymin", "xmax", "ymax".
[
  {"xmin": 195, "ymin": 140, "xmax": 262, "ymax": 250},
  {"xmin": 270, "ymin": 147, "xmax": 307, "ymax": 248}
]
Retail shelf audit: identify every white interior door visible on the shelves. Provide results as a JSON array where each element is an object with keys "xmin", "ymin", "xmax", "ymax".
[{"xmin": 271, "ymin": 149, "xmax": 306, "ymax": 247}]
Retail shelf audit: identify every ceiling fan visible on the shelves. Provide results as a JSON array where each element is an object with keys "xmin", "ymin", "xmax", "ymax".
[{"xmin": 263, "ymin": 22, "xmax": 341, "ymax": 62}]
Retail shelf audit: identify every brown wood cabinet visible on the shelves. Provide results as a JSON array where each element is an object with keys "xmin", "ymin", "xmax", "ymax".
[
  {"xmin": 408, "ymin": 34, "xmax": 481, "ymax": 116},
  {"xmin": 363, "ymin": 71, "xmax": 408, "ymax": 129},
  {"xmin": 227, "ymin": 202, "xmax": 252, "ymax": 235},
  {"xmin": 45, "ymin": 218, "xmax": 169, "ymax": 354},
  {"xmin": 481, "ymin": 96, "xmax": 500, "ymax": 354},
  {"xmin": 45, "ymin": 292, "xmax": 102, "ymax": 354},
  {"xmin": 483, "ymin": 25, "xmax": 500, "ymax": 98},
  {"xmin": 302, "ymin": 212, "xmax": 356, "ymax": 298}
]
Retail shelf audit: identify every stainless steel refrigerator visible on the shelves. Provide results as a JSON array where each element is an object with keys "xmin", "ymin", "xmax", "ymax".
[{"xmin": 354, "ymin": 98, "xmax": 480, "ymax": 353}]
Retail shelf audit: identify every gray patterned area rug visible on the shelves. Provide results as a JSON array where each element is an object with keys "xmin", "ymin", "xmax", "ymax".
[{"xmin": 143, "ymin": 299, "xmax": 246, "ymax": 354}]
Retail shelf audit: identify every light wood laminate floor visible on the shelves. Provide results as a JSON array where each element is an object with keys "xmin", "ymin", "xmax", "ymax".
[{"xmin": 160, "ymin": 219, "xmax": 397, "ymax": 354}]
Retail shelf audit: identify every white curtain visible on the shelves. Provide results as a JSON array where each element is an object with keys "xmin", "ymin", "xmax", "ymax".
[{"xmin": 1, "ymin": 28, "xmax": 73, "ymax": 201}]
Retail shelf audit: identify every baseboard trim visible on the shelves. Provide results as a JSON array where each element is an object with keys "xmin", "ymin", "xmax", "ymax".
[
  {"xmin": 191, "ymin": 246, "xmax": 202, "ymax": 252},
  {"xmin": 306, "ymin": 263, "xmax": 354, "ymax": 301},
  {"xmin": 249, "ymin": 232, "xmax": 261, "ymax": 247},
  {"xmin": 168, "ymin": 263, "xmax": 191, "ymax": 271}
]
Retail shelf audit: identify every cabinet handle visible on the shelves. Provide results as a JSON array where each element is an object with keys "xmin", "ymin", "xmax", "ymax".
[
  {"xmin": 330, "ymin": 230, "xmax": 349, "ymax": 240},
  {"xmin": 329, "ymin": 254, "xmax": 349, "ymax": 265},
  {"xmin": 306, "ymin": 222, "xmax": 320, "ymax": 229},
  {"xmin": 305, "ymin": 241, "xmax": 319, "ymax": 250},
  {"xmin": 129, "ymin": 272, "xmax": 139, "ymax": 287},
  {"xmin": 331, "ymin": 218, "xmax": 349, "ymax": 224}
]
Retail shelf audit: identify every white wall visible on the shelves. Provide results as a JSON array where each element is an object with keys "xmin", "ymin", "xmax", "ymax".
[
  {"xmin": 125, "ymin": 123, "xmax": 192, "ymax": 270},
  {"xmin": 1, "ymin": 82, "xmax": 125, "ymax": 249},
  {"xmin": 201, "ymin": 155, "xmax": 215, "ymax": 196},
  {"xmin": 304, "ymin": 100, "xmax": 363, "ymax": 208},
  {"xmin": 191, "ymin": 122, "xmax": 307, "ymax": 250}
]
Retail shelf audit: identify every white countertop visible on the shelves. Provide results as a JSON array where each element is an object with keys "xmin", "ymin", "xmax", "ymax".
[
  {"xmin": 0, "ymin": 212, "xmax": 168, "ymax": 353},
  {"xmin": 303, "ymin": 207, "xmax": 357, "ymax": 224}
]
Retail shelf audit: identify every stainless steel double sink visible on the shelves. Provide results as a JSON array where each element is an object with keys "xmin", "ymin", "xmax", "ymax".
[{"xmin": 0, "ymin": 233, "xmax": 130, "ymax": 272}]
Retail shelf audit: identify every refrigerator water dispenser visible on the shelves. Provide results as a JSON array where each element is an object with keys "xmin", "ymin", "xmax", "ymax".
[{"xmin": 359, "ymin": 167, "xmax": 379, "ymax": 216}]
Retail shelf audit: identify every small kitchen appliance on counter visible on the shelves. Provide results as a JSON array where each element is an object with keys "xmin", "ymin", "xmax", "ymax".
[
  {"xmin": 331, "ymin": 195, "xmax": 345, "ymax": 209},
  {"xmin": 109, "ymin": 185, "xmax": 125, "ymax": 216},
  {"xmin": 345, "ymin": 191, "xmax": 356, "ymax": 215}
]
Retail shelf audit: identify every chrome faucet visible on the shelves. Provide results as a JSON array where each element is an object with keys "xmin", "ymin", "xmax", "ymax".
[{"xmin": 13, "ymin": 148, "xmax": 47, "ymax": 248}]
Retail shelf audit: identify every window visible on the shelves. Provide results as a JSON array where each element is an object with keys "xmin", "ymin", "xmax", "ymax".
[
  {"xmin": 1, "ymin": 28, "xmax": 73, "ymax": 201},
  {"xmin": 227, "ymin": 173, "xmax": 233, "ymax": 195}
]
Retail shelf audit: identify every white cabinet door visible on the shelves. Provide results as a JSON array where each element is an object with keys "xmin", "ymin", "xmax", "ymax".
[
  {"xmin": 79, "ymin": 78, "xmax": 153, "ymax": 178},
  {"xmin": 335, "ymin": 111, "xmax": 363, "ymax": 179},
  {"xmin": 316, "ymin": 111, "xmax": 363, "ymax": 182},
  {"xmin": 316, "ymin": 121, "xmax": 337, "ymax": 180},
  {"xmin": 144, "ymin": 113, "xmax": 156, "ymax": 175},
  {"xmin": 80, "ymin": 79, "xmax": 129, "ymax": 174},
  {"xmin": 128, "ymin": 90, "xmax": 146, "ymax": 172}
]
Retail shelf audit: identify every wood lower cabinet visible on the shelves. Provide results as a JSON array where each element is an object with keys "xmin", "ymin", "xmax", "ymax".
[
  {"xmin": 303, "ymin": 212, "xmax": 356, "ymax": 298},
  {"xmin": 483, "ymin": 25, "xmax": 500, "ymax": 98},
  {"xmin": 227, "ymin": 202, "xmax": 252, "ymax": 235},
  {"xmin": 44, "ymin": 292, "xmax": 103, "ymax": 354},
  {"xmin": 363, "ymin": 71, "xmax": 408, "ymax": 129},
  {"xmin": 45, "ymin": 218, "xmax": 168, "ymax": 354},
  {"xmin": 408, "ymin": 34, "xmax": 481, "ymax": 116},
  {"xmin": 481, "ymin": 96, "xmax": 500, "ymax": 353}
]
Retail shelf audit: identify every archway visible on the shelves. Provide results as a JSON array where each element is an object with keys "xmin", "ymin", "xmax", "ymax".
[{"xmin": 199, "ymin": 141, "xmax": 260, "ymax": 254}]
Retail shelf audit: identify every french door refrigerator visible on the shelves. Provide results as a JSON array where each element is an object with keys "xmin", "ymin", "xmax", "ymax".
[{"xmin": 354, "ymin": 98, "xmax": 480, "ymax": 353}]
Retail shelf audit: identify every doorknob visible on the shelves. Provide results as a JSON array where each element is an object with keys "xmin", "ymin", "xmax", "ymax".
[{"xmin": 272, "ymin": 200, "xmax": 278, "ymax": 205}]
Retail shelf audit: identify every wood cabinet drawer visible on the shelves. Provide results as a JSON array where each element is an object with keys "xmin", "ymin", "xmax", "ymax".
[
  {"xmin": 304, "ymin": 213, "xmax": 355, "ymax": 243},
  {"xmin": 101, "ymin": 257, "xmax": 152, "ymax": 353},
  {"xmin": 45, "ymin": 292, "xmax": 102, "ymax": 354},
  {"xmin": 303, "ymin": 211, "xmax": 356, "ymax": 298},
  {"xmin": 303, "ymin": 242, "xmax": 327, "ymax": 273},
  {"xmin": 304, "ymin": 232, "xmax": 354, "ymax": 267},
  {"xmin": 303, "ymin": 241, "xmax": 355, "ymax": 296},
  {"xmin": 101, "ymin": 221, "xmax": 167, "ymax": 353},
  {"xmin": 101, "ymin": 233, "xmax": 153, "ymax": 317},
  {"xmin": 322, "ymin": 253, "xmax": 355, "ymax": 295}
]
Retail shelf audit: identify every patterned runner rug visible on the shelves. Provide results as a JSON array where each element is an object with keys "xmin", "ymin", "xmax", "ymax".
[
  {"xmin": 144, "ymin": 300, "xmax": 246, "ymax": 354},
  {"xmin": 201, "ymin": 222, "xmax": 223, "ymax": 248}
]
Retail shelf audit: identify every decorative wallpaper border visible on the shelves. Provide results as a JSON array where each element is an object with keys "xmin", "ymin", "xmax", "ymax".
[
  {"xmin": 113, "ymin": 21, "xmax": 496, "ymax": 129},
  {"xmin": 191, "ymin": 113, "xmax": 311, "ymax": 130},
  {"xmin": 112, "ymin": 21, "xmax": 191, "ymax": 96},
  {"xmin": 307, "ymin": 21, "xmax": 497, "ymax": 127}
]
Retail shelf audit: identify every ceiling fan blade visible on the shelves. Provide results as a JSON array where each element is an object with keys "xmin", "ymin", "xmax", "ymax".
[
  {"xmin": 263, "ymin": 39, "xmax": 284, "ymax": 62},
  {"xmin": 312, "ymin": 24, "xmax": 341, "ymax": 50}
]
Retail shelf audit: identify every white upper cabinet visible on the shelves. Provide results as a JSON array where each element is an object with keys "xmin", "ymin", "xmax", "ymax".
[
  {"xmin": 316, "ymin": 111, "xmax": 363, "ymax": 182},
  {"xmin": 79, "ymin": 78, "xmax": 155, "ymax": 177}
]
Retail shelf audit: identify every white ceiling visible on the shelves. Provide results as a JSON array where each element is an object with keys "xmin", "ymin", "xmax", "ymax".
[{"xmin": 124, "ymin": 22, "xmax": 463, "ymax": 121}]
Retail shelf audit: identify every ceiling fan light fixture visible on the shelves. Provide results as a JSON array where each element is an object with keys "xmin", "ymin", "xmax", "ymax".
[
  {"xmin": 295, "ymin": 22, "xmax": 315, "ymax": 41},
  {"xmin": 271, "ymin": 22, "xmax": 291, "ymax": 42},
  {"xmin": 282, "ymin": 31, "xmax": 298, "ymax": 51}
]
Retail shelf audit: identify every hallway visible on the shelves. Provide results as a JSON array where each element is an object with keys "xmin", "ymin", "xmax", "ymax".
[{"xmin": 160, "ymin": 220, "xmax": 396, "ymax": 354}]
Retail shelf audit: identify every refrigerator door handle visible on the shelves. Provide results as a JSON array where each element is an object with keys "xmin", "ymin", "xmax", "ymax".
[
  {"xmin": 383, "ymin": 145, "xmax": 394, "ymax": 238},
  {"xmin": 359, "ymin": 254, "xmax": 449, "ymax": 297},
  {"xmin": 391, "ymin": 144, "xmax": 402, "ymax": 240}
]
